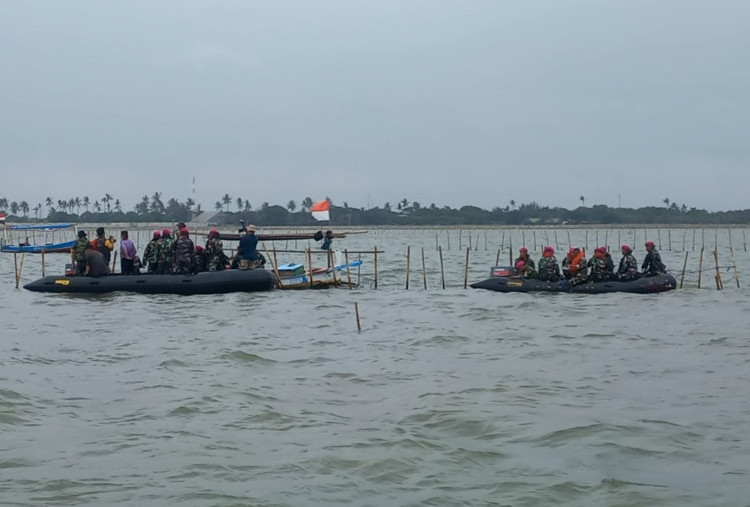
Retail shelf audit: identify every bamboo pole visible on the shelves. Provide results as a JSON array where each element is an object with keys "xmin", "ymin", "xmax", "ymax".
[
  {"xmin": 374, "ymin": 245, "xmax": 378, "ymax": 289},
  {"xmin": 509, "ymin": 236, "xmax": 513, "ymax": 266},
  {"xmin": 439, "ymin": 245, "xmax": 445, "ymax": 290},
  {"xmin": 679, "ymin": 251, "xmax": 688, "ymax": 289},
  {"xmin": 458, "ymin": 229, "xmax": 462, "ymax": 250},
  {"xmin": 464, "ymin": 247, "xmax": 470, "ymax": 289},
  {"xmin": 744, "ymin": 230, "xmax": 747, "ymax": 252},
  {"xmin": 495, "ymin": 249, "xmax": 501, "ymax": 266},
  {"xmin": 405, "ymin": 246, "xmax": 411, "ymax": 290},
  {"xmin": 354, "ymin": 302, "xmax": 361, "ymax": 332},
  {"xmin": 265, "ymin": 245, "xmax": 282, "ymax": 288},
  {"xmin": 697, "ymin": 247, "xmax": 704, "ymax": 289},
  {"xmin": 111, "ymin": 251, "xmax": 118, "ymax": 273},
  {"xmin": 344, "ymin": 249, "xmax": 352, "ymax": 289},
  {"xmin": 447, "ymin": 231, "xmax": 450, "ymax": 251},
  {"xmin": 585, "ymin": 230, "xmax": 588, "ymax": 251},
  {"xmin": 554, "ymin": 230, "xmax": 559, "ymax": 251},
  {"xmin": 713, "ymin": 248, "xmax": 723, "ymax": 290},
  {"xmin": 730, "ymin": 245, "xmax": 740, "ymax": 288},
  {"xmin": 435, "ymin": 234, "xmax": 438, "ymax": 251},
  {"xmin": 307, "ymin": 248, "xmax": 314, "ymax": 288},
  {"xmin": 421, "ymin": 247, "xmax": 427, "ymax": 290},
  {"xmin": 41, "ymin": 249, "xmax": 46, "ymax": 277},
  {"xmin": 14, "ymin": 252, "xmax": 19, "ymax": 289},
  {"xmin": 668, "ymin": 229, "xmax": 671, "ymax": 251},
  {"xmin": 658, "ymin": 229, "xmax": 662, "ymax": 250}
]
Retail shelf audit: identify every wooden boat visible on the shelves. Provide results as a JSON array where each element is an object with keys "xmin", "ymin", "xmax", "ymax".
[
  {"xmin": 215, "ymin": 231, "xmax": 349, "ymax": 242},
  {"xmin": 273, "ymin": 259, "xmax": 363, "ymax": 290},
  {"xmin": 1, "ymin": 223, "xmax": 77, "ymax": 253},
  {"xmin": 24, "ymin": 269, "xmax": 276, "ymax": 295},
  {"xmin": 471, "ymin": 267, "xmax": 676, "ymax": 294}
]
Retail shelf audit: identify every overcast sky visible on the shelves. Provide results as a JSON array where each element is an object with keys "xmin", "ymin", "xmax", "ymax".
[{"xmin": 1, "ymin": 1, "xmax": 748, "ymax": 213}]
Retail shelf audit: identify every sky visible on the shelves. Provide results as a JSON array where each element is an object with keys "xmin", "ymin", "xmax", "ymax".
[{"xmin": 1, "ymin": 0, "xmax": 748, "ymax": 214}]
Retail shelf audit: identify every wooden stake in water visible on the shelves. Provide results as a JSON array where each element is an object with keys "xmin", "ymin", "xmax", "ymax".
[
  {"xmin": 405, "ymin": 246, "xmax": 411, "ymax": 290},
  {"xmin": 374, "ymin": 246, "xmax": 379, "ymax": 289},
  {"xmin": 354, "ymin": 302, "xmax": 361, "ymax": 332},
  {"xmin": 307, "ymin": 248, "xmax": 314, "ymax": 288},
  {"xmin": 713, "ymin": 248, "xmax": 723, "ymax": 290},
  {"xmin": 41, "ymin": 250, "xmax": 46, "ymax": 277},
  {"xmin": 730, "ymin": 245, "xmax": 740, "ymax": 288},
  {"xmin": 495, "ymin": 249, "xmax": 501, "ymax": 266},
  {"xmin": 439, "ymin": 245, "xmax": 445, "ymax": 290},
  {"xmin": 697, "ymin": 247, "xmax": 704, "ymax": 289},
  {"xmin": 421, "ymin": 247, "xmax": 427, "ymax": 290},
  {"xmin": 459, "ymin": 229, "xmax": 462, "ymax": 250},
  {"xmin": 344, "ymin": 249, "xmax": 353, "ymax": 289},
  {"xmin": 680, "ymin": 251, "xmax": 688, "ymax": 289},
  {"xmin": 464, "ymin": 247, "xmax": 470, "ymax": 289}
]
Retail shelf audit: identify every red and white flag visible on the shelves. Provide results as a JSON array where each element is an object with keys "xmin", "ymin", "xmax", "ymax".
[
  {"xmin": 0, "ymin": 212, "xmax": 6, "ymax": 223},
  {"xmin": 311, "ymin": 199, "xmax": 330, "ymax": 221}
]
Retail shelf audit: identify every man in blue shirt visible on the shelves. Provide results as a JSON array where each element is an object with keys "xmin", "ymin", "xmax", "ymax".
[{"xmin": 238, "ymin": 224, "xmax": 259, "ymax": 270}]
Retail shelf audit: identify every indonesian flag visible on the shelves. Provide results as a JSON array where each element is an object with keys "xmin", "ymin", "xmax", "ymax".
[
  {"xmin": 311, "ymin": 199, "xmax": 330, "ymax": 221},
  {"xmin": 0, "ymin": 212, "xmax": 5, "ymax": 223}
]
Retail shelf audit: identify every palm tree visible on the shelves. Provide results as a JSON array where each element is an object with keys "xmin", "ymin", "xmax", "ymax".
[
  {"xmin": 400, "ymin": 198, "xmax": 409, "ymax": 209},
  {"xmin": 151, "ymin": 192, "xmax": 164, "ymax": 214},
  {"xmin": 579, "ymin": 195, "xmax": 585, "ymax": 207},
  {"xmin": 302, "ymin": 197, "xmax": 313, "ymax": 211},
  {"xmin": 236, "ymin": 197, "xmax": 243, "ymax": 212},
  {"xmin": 68, "ymin": 198, "xmax": 76, "ymax": 213},
  {"xmin": 57, "ymin": 199, "xmax": 67, "ymax": 213},
  {"xmin": 186, "ymin": 197, "xmax": 195, "ymax": 211},
  {"xmin": 114, "ymin": 199, "xmax": 121, "ymax": 212},
  {"xmin": 33, "ymin": 203, "xmax": 41, "ymax": 219},
  {"xmin": 102, "ymin": 193, "xmax": 113, "ymax": 213},
  {"xmin": 10, "ymin": 201, "xmax": 19, "ymax": 215},
  {"xmin": 83, "ymin": 196, "xmax": 90, "ymax": 212},
  {"xmin": 214, "ymin": 201, "xmax": 223, "ymax": 212},
  {"xmin": 287, "ymin": 200, "xmax": 297, "ymax": 212},
  {"xmin": 20, "ymin": 201, "xmax": 29, "ymax": 216},
  {"xmin": 663, "ymin": 197, "xmax": 670, "ymax": 208},
  {"xmin": 0, "ymin": 197, "xmax": 7, "ymax": 211},
  {"xmin": 243, "ymin": 200, "xmax": 252, "ymax": 212},
  {"xmin": 221, "ymin": 194, "xmax": 232, "ymax": 212},
  {"xmin": 45, "ymin": 197, "xmax": 53, "ymax": 214},
  {"xmin": 74, "ymin": 197, "xmax": 81, "ymax": 215},
  {"xmin": 93, "ymin": 201, "xmax": 101, "ymax": 212},
  {"xmin": 509, "ymin": 200, "xmax": 515, "ymax": 209},
  {"xmin": 261, "ymin": 202, "xmax": 269, "ymax": 210}
]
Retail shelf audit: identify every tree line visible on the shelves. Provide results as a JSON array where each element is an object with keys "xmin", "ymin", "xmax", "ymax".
[{"xmin": 1, "ymin": 195, "xmax": 749, "ymax": 225}]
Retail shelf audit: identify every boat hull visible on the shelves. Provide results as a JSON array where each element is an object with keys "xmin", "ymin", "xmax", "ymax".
[
  {"xmin": 24, "ymin": 269, "xmax": 276, "ymax": 295},
  {"xmin": 470, "ymin": 273, "xmax": 677, "ymax": 294}
]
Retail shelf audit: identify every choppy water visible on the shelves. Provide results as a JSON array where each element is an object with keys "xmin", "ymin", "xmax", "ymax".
[{"xmin": 2, "ymin": 227, "xmax": 750, "ymax": 506}]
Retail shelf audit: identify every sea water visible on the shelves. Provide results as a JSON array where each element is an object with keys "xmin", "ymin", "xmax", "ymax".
[{"xmin": 2, "ymin": 227, "xmax": 750, "ymax": 506}]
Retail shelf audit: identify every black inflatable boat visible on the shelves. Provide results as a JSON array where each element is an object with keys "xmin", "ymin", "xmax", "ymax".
[{"xmin": 470, "ymin": 273, "xmax": 677, "ymax": 294}]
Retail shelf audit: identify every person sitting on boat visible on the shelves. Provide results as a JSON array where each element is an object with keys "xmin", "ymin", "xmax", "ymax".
[
  {"xmin": 193, "ymin": 245, "xmax": 207, "ymax": 273},
  {"xmin": 563, "ymin": 247, "xmax": 588, "ymax": 285},
  {"xmin": 238, "ymin": 224, "xmax": 260, "ymax": 270},
  {"xmin": 71, "ymin": 230, "xmax": 89, "ymax": 275},
  {"xmin": 95, "ymin": 227, "xmax": 115, "ymax": 265},
  {"xmin": 142, "ymin": 230, "xmax": 161, "ymax": 274},
  {"xmin": 617, "ymin": 244, "xmax": 640, "ymax": 280},
  {"xmin": 156, "ymin": 228, "xmax": 175, "ymax": 274},
  {"xmin": 588, "ymin": 247, "xmax": 613, "ymax": 282},
  {"xmin": 84, "ymin": 240, "xmax": 109, "ymax": 277},
  {"xmin": 171, "ymin": 227, "xmax": 195, "ymax": 275},
  {"xmin": 205, "ymin": 229, "xmax": 229, "ymax": 271},
  {"xmin": 119, "ymin": 230, "xmax": 137, "ymax": 275},
  {"xmin": 514, "ymin": 247, "xmax": 535, "ymax": 270},
  {"xmin": 514, "ymin": 260, "xmax": 537, "ymax": 279},
  {"xmin": 641, "ymin": 241, "xmax": 666, "ymax": 276},
  {"xmin": 321, "ymin": 230, "xmax": 334, "ymax": 251},
  {"xmin": 537, "ymin": 246, "xmax": 561, "ymax": 282}
]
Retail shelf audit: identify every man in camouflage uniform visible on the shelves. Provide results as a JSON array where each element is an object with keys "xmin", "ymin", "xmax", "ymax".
[
  {"xmin": 537, "ymin": 246, "xmax": 561, "ymax": 282},
  {"xmin": 642, "ymin": 241, "xmax": 666, "ymax": 276},
  {"xmin": 205, "ymin": 229, "xmax": 228, "ymax": 271},
  {"xmin": 142, "ymin": 230, "xmax": 161, "ymax": 273},
  {"xmin": 156, "ymin": 228, "xmax": 174, "ymax": 274},
  {"xmin": 171, "ymin": 227, "xmax": 195, "ymax": 275},
  {"xmin": 193, "ymin": 245, "xmax": 207, "ymax": 273},
  {"xmin": 514, "ymin": 260, "xmax": 537, "ymax": 279},
  {"xmin": 588, "ymin": 247, "xmax": 613, "ymax": 282},
  {"xmin": 617, "ymin": 244, "xmax": 639, "ymax": 280},
  {"xmin": 71, "ymin": 230, "xmax": 89, "ymax": 275},
  {"xmin": 514, "ymin": 247, "xmax": 535, "ymax": 270}
]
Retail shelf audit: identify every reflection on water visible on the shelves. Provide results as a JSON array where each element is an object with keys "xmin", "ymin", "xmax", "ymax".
[{"xmin": 2, "ymin": 228, "xmax": 750, "ymax": 505}]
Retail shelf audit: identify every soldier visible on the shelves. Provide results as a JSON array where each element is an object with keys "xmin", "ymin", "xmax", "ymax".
[
  {"xmin": 142, "ymin": 230, "xmax": 161, "ymax": 273},
  {"xmin": 171, "ymin": 227, "xmax": 195, "ymax": 275},
  {"xmin": 514, "ymin": 247, "xmax": 535, "ymax": 270},
  {"xmin": 537, "ymin": 246, "xmax": 561, "ymax": 282},
  {"xmin": 71, "ymin": 230, "xmax": 89, "ymax": 275},
  {"xmin": 156, "ymin": 228, "xmax": 174, "ymax": 274},
  {"xmin": 514, "ymin": 260, "xmax": 537, "ymax": 279},
  {"xmin": 617, "ymin": 244, "xmax": 639, "ymax": 280},
  {"xmin": 193, "ymin": 245, "xmax": 207, "ymax": 273},
  {"xmin": 205, "ymin": 229, "xmax": 228, "ymax": 271},
  {"xmin": 563, "ymin": 247, "xmax": 588, "ymax": 285},
  {"xmin": 642, "ymin": 241, "xmax": 666, "ymax": 276},
  {"xmin": 95, "ymin": 226, "xmax": 115, "ymax": 265},
  {"xmin": 588, "ymin": 247, "xmax": 612, "ymax": 282}
]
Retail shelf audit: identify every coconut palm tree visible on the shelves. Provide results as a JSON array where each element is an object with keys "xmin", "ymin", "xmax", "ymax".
[
  {"xmin": 663, "ymin": 197, "xmax": 670, "ymax": 208},
  {"xmin": 20, "ymin": 201, "xmax": 29, "ymax": 216},
  {"xmin": 114, "ymin": 199, "xmax": 121, "ymax": 212},
  {"xmin": 214, "ymin": 201, "xmax": 223, "ymax": 212},
  {"xmin": 236, "ymin": 197, "xmax": 243, "ymax": 212},
  {"xmin": 287, "ymin": 200, "xmax": 296, "ymax": 212},
  {"xmin": 0, "ymin": 197, "xmax": 8, "ymax": 211},
  {"xmin": 579, "ymin": 195, "xmax": 585, "ymax": 207},
  {"xmin": 302, "ymin": 197, "xmax": 313, "ymax": 211},
  {"xmin": 243, "ymin": 200, "xmax": 252, "ymax": 212},
  {"xmin": 151, "ymin": 192, "xmax": 164, "ymax": 214},
  {"xmin": 45, "ymin": 197, "xmax": 53, "ymax": 214},
  {"xmin": 221, "ymin": 194, "xmax": 232, "ymax": 212},
  {"xmin": 83, "ymin": 196, "xmax": 90, "ymax": 212},
  {"xmin": 10, "ymin": 201, "xmax": 19, "ymax": 215}
]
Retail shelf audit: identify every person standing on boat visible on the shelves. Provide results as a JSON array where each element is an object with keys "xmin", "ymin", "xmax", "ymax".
[
  {"xmin": 205, "ymin": 229, "xmax": 228, "ymax": 271},
  {"xmin": 119, "ymin": 230, "xmax": 137, "ymax": 275},
  {"xmin": 642, "ymin": 241, "xmax": 666, "ymax": 276},
  {"xmin": 143, "ymin": 230, "xmax": 161, "ymax": 274},
  {"xmin": 95, "ymin": 227, "xmax": 115, "ymax": 265},
  {"xmin": 514, "ymin": 247, "xmax": 535, "ymax": 270},
  {"xmin": 537, "ymin": 246, "xmax": 561, "ymax": 282},
  {"xmin": 617, "ymin": 244, "xmax": 639, "ymax": 280},
  {"xmin": 156, "ymin": 228, "xmax": 175, "ymax": 274},
  {"xmin": 238, "ymin": 224, "xmax": 260, "ymax": 270},
  {"xmin": 84, "ymin": 240, "xmax": 109, "ymax": 277},
  {"xmin": 71, "ymin": 230, "xmax": 89, "ymax": 275},
  {"xmin": 172, "ymin": 227, "xmax": 195, "ymax": 275}
]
